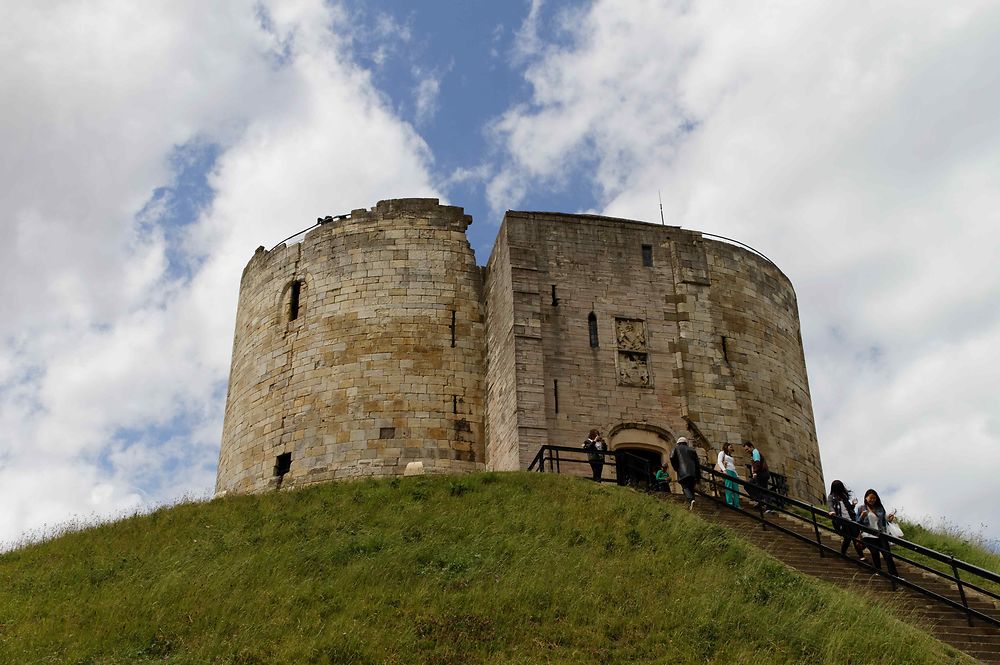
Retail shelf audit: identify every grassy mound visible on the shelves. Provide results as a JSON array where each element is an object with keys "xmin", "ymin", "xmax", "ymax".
[
  {"xmin": 899, "ymin": 519, "xmax": 1000, "ymax": 594},
  {"xmin": 0, "ymin": 473, "xmax": 971, "ymax": 664}
]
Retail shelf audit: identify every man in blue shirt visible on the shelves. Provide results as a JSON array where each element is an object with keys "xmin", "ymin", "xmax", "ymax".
[{"xmin": 742, "ymin": 440, "xmax": 773, "ymax": 514}]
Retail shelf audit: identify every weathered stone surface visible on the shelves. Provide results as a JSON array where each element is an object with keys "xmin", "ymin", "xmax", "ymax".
[
  {"xmin": 482, "ymin": 212, "xmax": 824, "ymax": 503},
  {"xmin": 216, "ymin": 199, "xmax": 486, "ymax": 495},
  {"xmin": 403, "ymin": 461, "xmax": 425, "ymax": 476},
  {"xmin": 217, "ymin": 201, "xmax": 824, "ymax": 504}
]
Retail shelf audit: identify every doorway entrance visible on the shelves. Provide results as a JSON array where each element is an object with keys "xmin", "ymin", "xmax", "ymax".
[{"xmin": 614, "ymin": 447, "xmax": 662, "ymax": 489}]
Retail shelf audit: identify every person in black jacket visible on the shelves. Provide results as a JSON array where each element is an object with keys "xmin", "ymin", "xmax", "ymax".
[
  {"xmin": 827, "ymin": 480, "xmax": 865, "ymax": 559},
  {"xmin": 582, "ymin": 429, "xmax": 606, "ymax": 481},
  {"xmin": 669, "ymin": 436, "xmax": 701, "ymax": 510}
]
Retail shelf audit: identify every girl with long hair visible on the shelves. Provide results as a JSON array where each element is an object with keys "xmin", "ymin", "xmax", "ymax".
[
  {"xmin": 827, "ymin": 480, "xmax": 864, "ymax": 558},
  {"xmin": 716, "ymin": 443, "xmax": 741, "ymax": 508},
  {"xmin": 857, "ymin": 488, "xmax": 899, "ymax": 576}
]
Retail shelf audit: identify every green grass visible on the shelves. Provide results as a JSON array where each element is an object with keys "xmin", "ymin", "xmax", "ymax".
[
  {"xmin": 0, "ymin": 473, "xmax": 974, "ymax": 664},
  {"xmin": 895, "ymin": 519, "xmax": 1000, "ymax": 595}
]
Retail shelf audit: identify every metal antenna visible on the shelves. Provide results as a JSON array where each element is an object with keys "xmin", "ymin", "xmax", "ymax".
[{"xmin": 658, "ymin": 190, "xmax": 665, "ymax": 225}]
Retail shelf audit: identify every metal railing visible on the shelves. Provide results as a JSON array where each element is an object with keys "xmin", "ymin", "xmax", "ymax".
[
  {"xmin": 268, "ymin": 213, "xmax": 351, "ymax": 251},
  {"xmin": 697, "ymin": 463, "xmax": 1000, "ymax": 628},
  {"xmin": 527, "ymin": 444, "xmax": 1000, "ymax": 628},
  {"xmin": 739, "ymin": 464, "xmax": 788, "ymax": 507},
  {"xmin": 698, "ymin": 231, "xmax": 777, "ymax": 268},
  {"xmin": 527, "ymin": 445, "xmax": 670, "ymax": 491}
]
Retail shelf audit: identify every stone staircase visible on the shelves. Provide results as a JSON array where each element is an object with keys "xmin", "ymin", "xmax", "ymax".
[{"xmin": 679, "ymin": 495, "xmax": 1000, "ymax": 663}]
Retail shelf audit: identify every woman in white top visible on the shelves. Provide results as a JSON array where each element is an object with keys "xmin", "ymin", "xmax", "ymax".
[
  {"xmin": 716, "ymin": 443, "xmax": 741, "ymax": 508},
  {"xmin": 858, "ymin": 488, "xmax": 899, "ymax": 577}
]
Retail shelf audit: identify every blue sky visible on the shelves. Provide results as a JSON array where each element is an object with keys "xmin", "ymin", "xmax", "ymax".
[
  {"xmin": 2, "ymin": 0, "xmax": 999, "ymax": 548},
  {"xmin": 149, "ymin": 0, "xmax": 600, "ymax": 258},
  {"xmin": 287, "ymin": 0, "xmax": 601, "ymax": 254}
]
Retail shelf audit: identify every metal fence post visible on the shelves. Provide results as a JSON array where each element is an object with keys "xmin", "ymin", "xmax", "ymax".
[
  {"xmin": 879, "ymin": 532, "xmax": 897, "ymax": 591},
  {"xmin": 951, "ymin": 556, "xmax": 973, "ymax": 627},
  {"xmin": 811, "ymin": 509, "xmax": 824, "ymax": 558}
]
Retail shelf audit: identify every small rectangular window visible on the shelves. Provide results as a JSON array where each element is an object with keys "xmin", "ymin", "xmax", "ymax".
[
  {"xmin": 274, "ymin": 452, "xmax": 292, "ymax": 477},
  {"xmin": 551, "ymin": 285, "xmax": 559, "ymax": 306},
  {"xmin": 642, "ymin": 244, "xmax": 653, "ymax": 267},
  {"xmin": 379, "ymin": 427, "xmax": 396, "ymax": 439},
  {"xmin": 554, "ymin": 379, "xmax": 559, "ymax": 414}
]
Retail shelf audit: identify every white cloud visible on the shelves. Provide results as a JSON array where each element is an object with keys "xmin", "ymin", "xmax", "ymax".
[
  {"xmin": 374, "ymin": 11, "xmax": 413, "ymax": 43},
  {"xmin": 492, "ymin": 0, "xmax": 1000, "ymax": 541},
  {"xmin": 0, "ymin": 0, "xmax": 437, "ymax": 547},
  {"xmin": 413, "ymin": 71, "xmax": 442, "ymax": 125},
  {"xmin": 511, "ymin": 0, "xmax": 546, "ymax": 65}
]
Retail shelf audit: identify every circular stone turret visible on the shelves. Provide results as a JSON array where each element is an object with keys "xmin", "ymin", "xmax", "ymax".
[{"xmin": 216, "ymin": 199, "xmax": 485, "ymax": 494}]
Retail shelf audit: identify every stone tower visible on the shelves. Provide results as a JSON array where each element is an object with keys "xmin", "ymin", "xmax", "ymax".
[
  {"xmin": 483, "ymin": 211, "xmax": 822, "ymax": 501},
  {"xmin": 217, "ymin": 199, "xmax": 824, "ymax": 503},
  {"xmin": 216, "ymin": 199, "xmax": 485, "ymax": 495}
]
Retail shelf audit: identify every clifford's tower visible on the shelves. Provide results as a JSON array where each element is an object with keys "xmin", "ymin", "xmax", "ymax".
[{"xmin": 217, "ymin": 198, "xmax": 824, "ymax": 504}]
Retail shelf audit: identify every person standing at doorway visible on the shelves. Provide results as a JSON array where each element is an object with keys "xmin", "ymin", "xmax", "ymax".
[
  {"xmin": 654, "ymin": 463, "xmax": 671, "ymax": 492},
  {"xmin": 670, "ymin": 437, "xmax": 701, "ymax": 510},
  {"xmin": 583, "ymin": 429, "xmax": 606, "ymax": 481}
]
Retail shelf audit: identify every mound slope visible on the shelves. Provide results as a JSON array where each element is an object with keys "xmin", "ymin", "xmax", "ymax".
[{"xmin": 0, "ymin": 473, "xmax": 970, "ymax": 664}]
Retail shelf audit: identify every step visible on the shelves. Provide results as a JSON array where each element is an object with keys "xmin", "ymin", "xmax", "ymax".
[
  {"xmin": 665, "ymin": 493, "xmax": 1000, "ymax": 663},
  {"xmin": 928, "ymin": 624, "xmax": 1000, "ymax": 635}
]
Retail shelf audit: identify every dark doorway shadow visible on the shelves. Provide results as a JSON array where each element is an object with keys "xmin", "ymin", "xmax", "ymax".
[{"xmin": 614, "ymin": 448, "xmax": 662, "ymax": 489}]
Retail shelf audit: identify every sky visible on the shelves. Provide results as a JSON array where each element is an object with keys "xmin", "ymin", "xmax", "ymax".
[{"xmin": 2, "ymin": 0, "xmax": 999, "ymax": 549}]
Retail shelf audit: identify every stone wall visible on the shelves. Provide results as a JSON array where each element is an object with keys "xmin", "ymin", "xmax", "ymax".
[
  {"xmin": 482, "ymin": 219, "xmax": 519, "ymax": 470},
  {"xmin": 703, "ymin": 240, "xmax": 821, "ymax": 499},
  {"xmin": 483, "ymin": 212, "xmax": 823, "ymax": 502},
  {"xmin": 217, "ymin": 200, "xmax": 823, "ymax": 503},
  {"xmin": 216, "ymin": 199, "xmax": 486, "ymax": 495}
]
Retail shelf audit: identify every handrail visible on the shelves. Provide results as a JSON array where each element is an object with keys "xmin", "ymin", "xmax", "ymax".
[
  {"xmin": 268, "ymin": 212, "xmax": 351, "ymax": 251},
  {"xmin": 527, "ymin": 444, "xmax": 1000, "ymax": 628},
  {"xmin": 695, "ymin": 462, "xmax": 1000, "ymax": 628},
  {"xmin": 528, "ymin": 445, "xmax": 666, "ymax": 489},
  {"xmin": 702, "ymin": 462, "xmax": 1000, "ymax": 585},
  {"xmin": 698, "ymin": 231, "xmax": 777, "ymax": 268}
]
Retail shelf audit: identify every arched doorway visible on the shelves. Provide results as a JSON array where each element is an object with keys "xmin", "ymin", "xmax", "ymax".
[
  {"xmin": 615, "ymin": 448, "xmax": 662, "ymax": 488},
  {"xmin": 608, "ymin": 424, "xmax": 674, "ymax": 489}
]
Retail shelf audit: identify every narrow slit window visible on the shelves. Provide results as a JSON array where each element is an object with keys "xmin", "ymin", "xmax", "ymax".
[
  {"xmin": 641, "ymin": 244, "xmax": 653, "ymax": 267},
  {"xmin": 288, "ymin": 281, "xmax": 302, "ymax": 321},
  {"xmin": 721, "ymin": 335, "xmax": 729, "ymax": 363},
  {"xmin": 553, "ymin": 379, "xmax": 559, "ymax": 414},
  {"xmin": 588, "ymin": 312, "xmax": 599, "ymax": 348},
  {"xmin": 450, "ymin": 310, "xmax": 457, "ymax": 348},
  {"xmin": 551, "ymin": 285, "xmax": 559, "ymax": 306}
]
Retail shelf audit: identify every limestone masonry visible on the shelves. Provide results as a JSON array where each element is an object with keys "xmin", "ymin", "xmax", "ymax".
[{"xmin": 217, "ymin": 198, "xmax": 824, "ymax": 502}]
